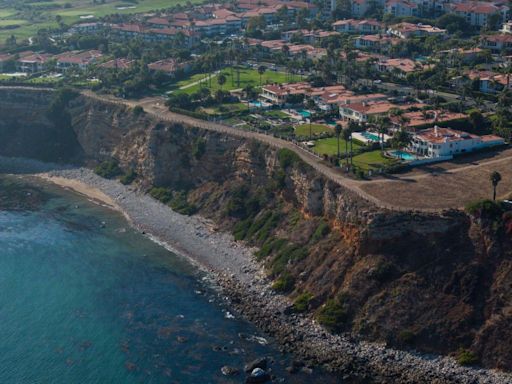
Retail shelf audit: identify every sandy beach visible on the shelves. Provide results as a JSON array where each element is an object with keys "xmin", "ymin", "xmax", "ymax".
[{"xmin": 1, "ymin": 156, "xmax": 512, "ymax": 383}]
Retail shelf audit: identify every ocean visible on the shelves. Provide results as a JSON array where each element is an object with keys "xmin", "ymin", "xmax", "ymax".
[{"xmin": 0, "ymin": 175, "xmax": 339, "ymax": 383}]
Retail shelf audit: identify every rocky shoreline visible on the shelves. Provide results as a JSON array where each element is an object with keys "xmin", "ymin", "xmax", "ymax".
[{"xmin": 1, "ymin": 157, "xmax": 511, "ymax": 384}]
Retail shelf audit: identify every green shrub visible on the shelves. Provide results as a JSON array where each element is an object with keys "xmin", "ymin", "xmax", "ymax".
[
  {"xmin": 465, "ymin": 199, "xmax": 503, "ymax": 217},
  {"xmin": 272, "ymin": 272, "xmax": 295, "ymax": 292},
  {"xmin": 456, "ymin": 349, "xmax": 479, "ymax": 366},
  {"xmin": 192, "ymin": 137, "xmax": 206, "ymax": 159},
  {"xmin": 398, "ymin": 330, "xmax": 416, "ymax": 345},
  {"xmin": 120, "ymin": 168, "xmax": 137, "ymax": 185},
  {"xmin": 149, "ymin": 188, "xmax": 196, "ymax": 215},
  {"xmin": 316, "ymin": 298, "xmax": 347, "ymax": 332},
  {"xmin": 169, "ymin": 191, "xmax": 197, "ymax": 216},
  {"xmin": 94, "ymin": 160, "xmax": 122, "ymax": 179},
  {"xmin": 271, "ymin": 244, "xmax": 308, "ymax": 275},
  {"xmin": 293, "ymin": 292, "xmax": 314, "ymax": 313},
  {"xmin": 255, "ymin": 238, "xmax": 287, "ymax": 260},
  {"xmin": 132, "ymin": 105, "xmax": 144, "ymax": 116},
  {"xmin": 311, "ymin": 220, "xmax": 330, "ymax": 243},
  {"xmin": 277, "ymin": 148, "xmax": 301, "ymax": 169},
  {"xmin": 149, "ymin": 187, "xmax": 173, "ymax": 204}
]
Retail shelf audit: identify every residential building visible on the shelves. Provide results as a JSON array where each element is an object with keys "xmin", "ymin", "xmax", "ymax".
[
  {"xmin": 409, "ymin": 126, "xmax": 505, "ymax": 158},
  {"xmin": 147, "ymin": 58, "xmax": 190, "ymax": 75},
  {"xmin": 339, "ymin": 100, "xmax": 420, "ymax": 122},
  {"xmin": 466, "ymin": 70, "xmax": 511, "ymax": 93},
  {"xmin": 377, "ymin": 58, "xmax": 426, "ymax": 77},
  {"xmin": 446, "ymin": 1, "xmax": 509, "ymax": 28},
  {"xmin": 99, "ymin": 58, "xmax": 135, "ymax": 70},
  {"xmin": 332, "ymin": 19, "xmax": 383, "ymax": 34},
  {"xmin": 0, "ymin": 53, "xmax": 14, "ymax": 71},
  {"xmin": 69, "ymin": 22, "xmax": 105, "ymax": 34},
  {"xmin": 385, "ymin": 0, "xmax": 419, "ymax": 17},
  {"xmin": 502, "ymin": 20, "xmax": 512, "ymax": 33},
  {"xmin": 17, "ymin": 52, "xmax": 54, "ymax": 73},
  {"xmin": 389, "ymin": 109, "xmax": 467, "ymax": 130},
  {"xmin": 56, "ymin": 50, "xmax": 103, "ymax": 71},
  {"xmin": 481, "ymin": 34, "xmax": 512, "ymax": 53},
  {"xmin": 387, "ymin": 22, "xmax": 446, "ymax": 39},
  {"xmin": 355, "ymin": 34, "xmax": 400, "ymax": 51}
]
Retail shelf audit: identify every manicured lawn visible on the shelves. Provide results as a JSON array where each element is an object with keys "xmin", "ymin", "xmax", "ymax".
[
  {"xmin": 351, "ymin": 150, "xmax": 399, "ymax": 171},
  {"xmin": 202, "ymin": 102, "xmax": 248, "ymax": 115},
  {"xmin": 0, "ymin": 19, "xmax": 27, "ymax": 26},
  {"xmin": 264, "ymin": 110, "xmax": 289, "ymax": 119},
  {"xmin": 312, "ymin": 137, "xmax": 362, "ymax": 156},
  {"xmin": 173, "ymin": 67, "xmax": 296, "ymax": 94},
  {"xmin": 0, "ymin": 0, "xmax": 203, "ymax": 45},
  {"xmin": 295, "ymin": 123, "xmax": 332, "ymax": 137}
]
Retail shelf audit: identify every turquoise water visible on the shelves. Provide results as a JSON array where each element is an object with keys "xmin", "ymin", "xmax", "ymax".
[
  {"xmin": 360, "ymin": 131, "xmax": 380, "ymax": 142},
  {"xmin": 0, "ymin": 176, "xmax": 339, "ymax": 383},
  {"xmin": 250, "ymin": 101, "xmax": 263, "ymax": 107},
  {"xmin": 390, "ymin": 150, "xmax": 417, "ymax": 161},
  {"xmin": 297, "ymin": 110, "xmax": 311, "ymax": 118}
]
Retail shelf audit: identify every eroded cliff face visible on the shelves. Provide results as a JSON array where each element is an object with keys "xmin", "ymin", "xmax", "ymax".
[{"xmin": 1, "ymin": 88, "xmax": 511, "ymax": 370}]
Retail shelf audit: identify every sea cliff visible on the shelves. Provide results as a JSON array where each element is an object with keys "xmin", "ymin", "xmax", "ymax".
[{"xmin": 1, "ymin": 87, "xmax": 511, "ymax": 379}]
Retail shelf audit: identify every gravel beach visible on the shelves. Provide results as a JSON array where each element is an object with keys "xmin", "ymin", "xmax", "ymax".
[{"xmin": 1, "ymin": 156, "xmax": 512, "ymax": 384}]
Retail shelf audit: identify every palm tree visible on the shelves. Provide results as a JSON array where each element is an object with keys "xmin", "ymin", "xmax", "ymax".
[
  {"xmin": 258, "ymin": 65, "xmax": 266, "ymax": 86},
  {"xmin": 377, "ymin": 116, "xmax": 390, "ymax": 154},
  {"xmin": 335, "ymin": 124, "xmax": 342, "ymax": 161},
  {"xmin": 342, "ymin": 128, "xmax": 351, "ymax": 165},
  {"xmin": 490, "ymin": 171, "xmax": 502, "ymax": 201},
  {"xmin": 217, "ymin": 73, "xmax": 226, "ymax": 91}
]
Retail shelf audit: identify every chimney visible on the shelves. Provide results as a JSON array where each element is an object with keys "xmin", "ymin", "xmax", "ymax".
[{"xmin": 434, "ymin": 125, "xmax": 439, "ymax": 137}]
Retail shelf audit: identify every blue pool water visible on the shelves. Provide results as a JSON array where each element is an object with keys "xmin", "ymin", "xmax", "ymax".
[
  {"xmin": 297, "ymin": 109, "xmax": 311, "ymax": 118},
  {"xmin": 250, "ymin": 100, "xmax": 262, "ymax": 107},
  {"xmin": 360, "ymin": 131, "xmax": 381, "ymax": 142},
  {"xmin": 390, "ymin": 150, "xmax": 417, "ymax": 161},
  {"xmin": 0, "ymin": 176, "xmax": 339, "ymax": 384}
]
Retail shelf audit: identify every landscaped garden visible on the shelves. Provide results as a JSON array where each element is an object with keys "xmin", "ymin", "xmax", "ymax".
[
  {"xmin": 169, "ymin": 66, "xmax": 298, "ymax": 94},
  {"xmin": 294, "ymin": 123, "xmax": 333, "ymax": 137}
]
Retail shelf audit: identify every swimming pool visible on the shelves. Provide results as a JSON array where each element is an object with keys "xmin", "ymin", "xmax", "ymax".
[
  {"xmin": 360, "ymin": 131, "xmax": 380, "ymax": 142},
  {"xmin": 297, "ymin": 109, "xmax": 311, "ymax": 118},
  {"xmin": 250, "ymin": 101, "xmax": 263, "ymax": 107},
  {"xmin": 389, "ymin": 150, "xmax": 417, "ymax": 161}
]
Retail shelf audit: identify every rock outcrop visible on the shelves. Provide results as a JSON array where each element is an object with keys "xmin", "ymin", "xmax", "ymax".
[{"xmin": 1, "ymin": 88, "xmax": 511, "ymax": 371}]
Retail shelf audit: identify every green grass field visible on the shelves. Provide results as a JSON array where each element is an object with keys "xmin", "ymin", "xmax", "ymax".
[
  {"xmin": 172, "ymin": 67, "xmax": 298, "ymax": 94},
  {"xmin": 0, "ymin": 0, "xmax": 202, "ymax": 44},
  {"xmin": 202, "ymin": 102, "xmax": 248, "ymax": 115},
  {"xmin": 312, "ymin": 137, "xmax": 362, "ymax": 156},
  {"xmin": 351, "ymin": 150, "xmax": 398, "ymax": 171},
  {"xmin": 295, "ymin": 123, "xmax": 332, "ymax": 137}
]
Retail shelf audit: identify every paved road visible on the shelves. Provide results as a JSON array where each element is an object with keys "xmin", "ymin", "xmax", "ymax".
[{"xmin": 80, "ymin": 91, "xmax": 407, "ymax": 211}]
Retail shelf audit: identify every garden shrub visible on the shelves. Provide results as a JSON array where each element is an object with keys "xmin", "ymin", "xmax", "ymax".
[
  {"xmin": 456, "ymin": 349, "xmax": 479, "ymax": 366},
  {"xmin": 272, "ymin": 272, "xmax": 295, "ymax": 293},
  {"xmin": 316, "ymin": 297, "xmax": 348, "ymax": 332},
  {"xmin": 293, "ymin": 292, "xmax": 314, "ymax": 313},
  {"xmin": 94, "ymin": 160, "xmax": 122, "ymax": 179}
]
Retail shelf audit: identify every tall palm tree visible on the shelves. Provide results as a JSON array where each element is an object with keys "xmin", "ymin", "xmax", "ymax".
[
  {"xmin": 258, "ymin": 65, "xmax": 266, "ymax": 86},
  {"xmin": 335, "ymin": 124, "xmax": 342, "ymax": 161},
  {"xmin": 342, "ymin": 128, "xmax": 351, "ymax": 165},
  {"xmin": 377, "ymin": 116, "xmax": 390, "ymax": 154},
  {"xmin": 490, "ymin": 171, "xmax": 502, "ymax": 201},
  {"xmin": 217, "ymin": 73, "xmax": 226, "ymax": 91}
]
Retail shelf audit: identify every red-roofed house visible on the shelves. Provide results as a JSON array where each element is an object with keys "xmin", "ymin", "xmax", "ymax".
[
  {"xmin": 56, "ymin": 50, "xmax": 103, "ymax": 71},
  {"xmin": 332, "ymin": 19, "xmax": 383, "ymax": 34},
  {"xmin": 410, "ymin": 126, "xmax": 504, "ymax": 158},
  {"xmin": 147, "ymin": 59, "xmax": 190, "ymax": 76},
  {"xmin": 446, "ymin": 1, "xmax": 509, "ymax": 27},
  {"xmin": 17, "ymin": 52, "xmax": 54, "ymax": 73},
  {"xmin": 481, "ymin": 33, "xmax": 512, "ymax": 52},
  {"xmin": 385, "ymin": 0, "xmax": 419, "ymax": 17},
  {"xmin": 99, "ymin": 58, "xmax": 135, "ymax": 70},
  {"xmin": 387, "ymin": 22, "xmax": 446, "ymax": 39}
]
